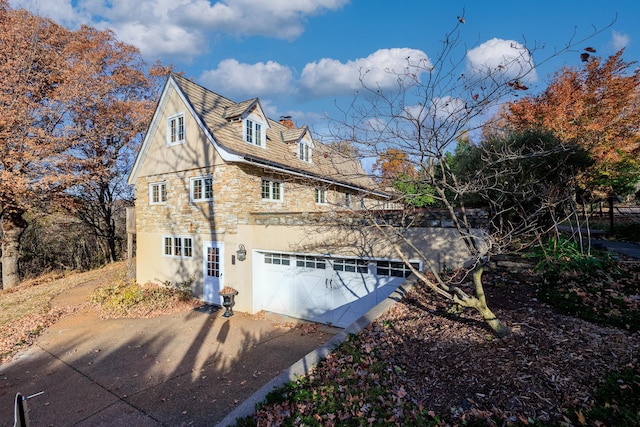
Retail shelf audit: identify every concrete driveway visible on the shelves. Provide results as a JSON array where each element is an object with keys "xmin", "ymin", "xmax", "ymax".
[{"xmin": 0, "ymin": 280, "xmax": 338, "ymax": 426}]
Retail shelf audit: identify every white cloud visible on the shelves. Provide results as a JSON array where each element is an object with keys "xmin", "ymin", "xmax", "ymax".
[
  {"xmin": 179, "ymin": 0, "xmax": 349, "ymax": 40},
  {"xmin": 199, "ymin": 59, "xmax": 294, "ymax": 98},
  {"xmin": 611, "ymin": 30, "xmax": 630, "ymax": 52},
  {"xmin": 9, "ymin": 0, "xmax": 348, "ymax": 60},
  {"xmin": 466, "ymin": 38, "xmax": 538, "ymax": 83},
  {"xmin": 9, "ymin": 0, "xmax": 91, "ymax": 27},
  {"xmin": 300, "ymin": 48, "xmax": 431, "ymax": 97}
]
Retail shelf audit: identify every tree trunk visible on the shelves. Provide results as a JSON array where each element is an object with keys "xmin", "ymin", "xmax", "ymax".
[
  {"xmin": 471, "ymin": 266, "xmax": 511, "ymax": 338},
  {"xmin": 453, "ymin": 265, "xmax": 511, "ymax": 339},
  {"xmin": 1, "ymin": 210, "xmax": 28, "ymax": 289}
]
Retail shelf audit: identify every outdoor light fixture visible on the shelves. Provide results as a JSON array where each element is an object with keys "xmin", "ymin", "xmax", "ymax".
[{"xmin": 236, "ymin": 244, "xmax": 247, "ymax": 261}]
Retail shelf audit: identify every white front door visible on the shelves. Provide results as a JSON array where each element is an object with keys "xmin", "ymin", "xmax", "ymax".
[{"xmin": 203, "ymin": 241, "xmax": 224, "ymax": 304}]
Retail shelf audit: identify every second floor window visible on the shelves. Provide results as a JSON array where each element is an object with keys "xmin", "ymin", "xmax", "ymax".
[
  {"xmin": 191, "ymin": 176, "xmax": 213, "ymax": 202},
  {"xmin": 167, "ymin": 113, "xmax": 185, "ymax": 145},
  {"xmin": 315, "ymin": 188, "xmax": 327, "ymax": 204},
  {"xmin": 245, "ymin": 119, "xmax": 262, "ymax": 146},
  {"xmin": 149, "ymin": 182, "xmax": 167, "ymax": 204},
  {"xmin": 261, "ymin": 179, "xmax": 282, "ymax": 201}
]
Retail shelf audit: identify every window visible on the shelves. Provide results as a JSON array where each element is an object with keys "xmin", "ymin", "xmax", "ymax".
[
  {"xmin": 149, "ymin": 182, "xmax": 167, "ymax": 204},
  {"xmin": 376, "ymin": 261, "xmax": 420, "ymax": 278},
  {"xmin": 315, "ymin": 188, "xmax": 327, "ymax": 204},
  {"xmin": 298, "ymin": 140, "xmax": 312, "ymax": 162},
  {"xmin": 333, "ymin": 258, "xmax": 368, "ymax": 274},
  {"xmin": 261, "ymin": 179, "xmax": 282, "ymax": 201},
  {"xmin": 167, "ymin": 113, "xmax": 185, "ymax": 145},
  {"xmin": 296, "ymin": 256, "xmax": 326, "ymax": 269},
  {"xmin": 163, "ymin": 236, "xmax": 193, "ymax": 258},
  {"xmin": 345, "ymin": 193, "xmax": 351, "ymax": 208},
  {"xmin": 191, "ymin": 176, "xmax": 213, "ymax": 202},
  {"xmin": 264, "ymin": 253, "xmax": 291, "ymax": 266},
  {"xmin": 245, "ymin": 119, "xmax": 263, "ymax": 146}
]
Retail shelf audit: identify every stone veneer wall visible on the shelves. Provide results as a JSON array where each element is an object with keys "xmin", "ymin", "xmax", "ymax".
[{"xmin": 134, "ymin": 162, "xmax": 377, "ymax": 235}]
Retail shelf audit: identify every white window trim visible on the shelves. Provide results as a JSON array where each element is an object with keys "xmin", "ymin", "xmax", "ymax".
[
  {"xmin": 298, "ymin": 140, "xmax": 312, "ymax": 162},
  {"xmin": 190, "ymin": 176, "xmax": 213, "ymax": 202},
  {"xmin": 261, "ymin": 179, "xmax": 283, "ymax": 201},
  {"xmin": 163, "ymin": 235, "xmax": 194, "ymax": 258},
  {"xmin": 243, "ymin": 116, "xmax": 266, "ymax": 148},
  {"xmin": 149, "ymin": 181, "xmax": 167, "ymax": 205},
  {"xmin": 315, "ymin": 188, "xmax": 327, "ymax": 205},
  {"xmin": 167, "ymin": 112, "xmax": 185, "ymax": 146}
]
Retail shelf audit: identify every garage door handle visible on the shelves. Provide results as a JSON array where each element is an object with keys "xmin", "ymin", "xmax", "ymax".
[{"xmin": 326, "ymin": 279, "xmax": 333, "ymax": 288}]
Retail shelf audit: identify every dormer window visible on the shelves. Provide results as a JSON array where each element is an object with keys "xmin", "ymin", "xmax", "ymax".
[
  {"xmin": 299, "ymin": 140, "xmax": 312, "ymax": 162},
  {"xmin": 245, "ymin": 118, "xmax": 263, "ymax": 147},
  {"xmin": 167, "ymin": 113, "xmax": 185, "ymax": 146}
]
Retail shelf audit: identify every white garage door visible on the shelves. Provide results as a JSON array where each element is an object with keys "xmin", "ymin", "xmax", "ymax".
[{"xmin": 253, "ymin": 252, "xmax": 420, "ymax": 328}]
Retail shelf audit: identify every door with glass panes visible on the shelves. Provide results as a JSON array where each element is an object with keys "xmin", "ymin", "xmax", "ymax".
[{"xmin": 203, "ymin": 241, "xmax": 224, "ymax": 304}]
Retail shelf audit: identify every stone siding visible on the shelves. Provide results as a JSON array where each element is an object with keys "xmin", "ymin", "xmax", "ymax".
[{"xmin": 135, "ymin": 163, "xmax": 380, "ymax": 235}]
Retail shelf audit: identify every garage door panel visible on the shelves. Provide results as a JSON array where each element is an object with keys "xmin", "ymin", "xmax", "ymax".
[{"xmin": 253, "ymin": 252, "xmax": 419, "ymax": 328}]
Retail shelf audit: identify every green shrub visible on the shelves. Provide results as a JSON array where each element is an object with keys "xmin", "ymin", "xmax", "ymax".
[{"xmin": 532, "ymin": 236, "xmax": 640, "ymax": 331}]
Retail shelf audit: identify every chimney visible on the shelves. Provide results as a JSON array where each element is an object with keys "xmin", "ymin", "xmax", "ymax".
[{"xmin": 279, "ymin": 115, "xmax": 294, "ymax": 129}]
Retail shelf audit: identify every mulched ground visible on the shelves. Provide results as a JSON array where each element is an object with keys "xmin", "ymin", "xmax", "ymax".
[{"xmin": 375, "ymin": 268, "xmax": 640, "ymax": 424}]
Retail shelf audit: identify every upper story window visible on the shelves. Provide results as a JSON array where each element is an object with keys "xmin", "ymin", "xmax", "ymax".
[
  {"xmin": 167, "ymin": 113, "xmax": 185, "ymax": 146},
  {"xmin": 261, "ymin": 179, "xmax": 282, "ymax": 201},
  {"xmin": 315, "ymin": 188, "xmax": 327, "ymax": 204},
  {"xmin": 191, "ymin": 176, "xmax": 213, "ymax": 202},
  {"xmin": 345, "ymin": 193, "xmax": 351, "ymax": 208},
  {"xmin": 245, "ymin": 119, "xmax": 263, "ymax": 147},
  {"xmin": 149, "ymin": 182, "xmax": 167, "ymax": 205},
  {"xmin": 298, "ymin": 140, "xmax": 312, "ymax": 162}
]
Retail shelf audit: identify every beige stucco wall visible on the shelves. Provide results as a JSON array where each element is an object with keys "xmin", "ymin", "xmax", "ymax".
[{"xmin": 135, "ymin": 223, "xmax": 478, "ymax": 314}]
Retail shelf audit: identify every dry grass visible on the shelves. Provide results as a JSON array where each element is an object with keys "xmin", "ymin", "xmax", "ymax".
[{"xmin": 0, "ymin": 262, "xmax": 129, "ymax": 363}]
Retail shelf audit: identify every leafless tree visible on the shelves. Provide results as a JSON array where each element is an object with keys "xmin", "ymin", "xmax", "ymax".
[{"xmin": 318, "ymin": 16, "xmax": 612, "ymax": 338}]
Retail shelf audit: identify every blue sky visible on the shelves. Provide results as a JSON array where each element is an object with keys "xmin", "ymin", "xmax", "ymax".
[{"xmin": 10, "ymin": 0, "xmax": 640, "ymax": 132}]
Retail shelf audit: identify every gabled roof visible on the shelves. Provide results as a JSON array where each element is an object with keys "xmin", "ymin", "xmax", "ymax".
[
  {"xmin": 223, "ymin": 98, "xmax": 260, "ymax": 121},
  {"xmin": 129, "ymin": 73, "xmax": 385, "ymax": 197}
]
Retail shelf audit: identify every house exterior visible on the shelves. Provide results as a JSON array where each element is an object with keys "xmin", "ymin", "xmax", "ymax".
[{"xmin": 128, "ymin": 73, "xmax": 473, "ymax": 327}]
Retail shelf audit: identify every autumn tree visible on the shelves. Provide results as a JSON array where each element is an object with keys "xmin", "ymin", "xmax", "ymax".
[
  {"xmin": 60, "ymin": 28, "xmax": 164, "ymax": 263},
  {"xmin": 0, "ymin": 2, "xmax": 157, "ymax": 287},
  {"xmin": 324, "ymin": 16, "xmax": 611, "ymax": 338},
  {"xmin": 500, "ymin": 50, "xmax": 640, "ymax": 208}
]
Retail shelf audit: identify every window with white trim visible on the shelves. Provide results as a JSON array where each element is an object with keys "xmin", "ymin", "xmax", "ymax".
[
  {"xmin": 167, "ymin": 113, "xmax": 185, "ymax": 145},
  {"xmin": 190, "ymin": 176, "xmax": 213, "ymax": 202},
  {"xmin": 333, "ymin": 258, "xmax": 368, "ymax": 273},
  {"xmin": 245, "ymin": 119, "xmax": 263, "ymax": 146},
  {"xmin": 149, "ymin": 182, "xmax": 167, "ymax": 204},
  {"xmin": 261, "ymin": 179, "xmax": 282, "ymax": 201},
  {"xmin": 264, "ymin": 253, "xmax": 291, "ymax": 266},
  {"xmin": 163, "ymin": 236, "xmax": 193, "ymax": 258},
  {"xmin": 345, "ymin": 193, "xmax": 351, "ymax": 208},
  {"xmin": 315, "ymin": 188, "xmax": 327, "ymax": 204},
  {"xmin": 296, "ymin": 256, "xmax": 326, "ymax": 269},
  {"xmin": 298, "ymin": 140, "xmax": 312, "ymax": 162},
  {"xmin": 376, "ymin": 261, "xmax": 420, "ymax": 278}
]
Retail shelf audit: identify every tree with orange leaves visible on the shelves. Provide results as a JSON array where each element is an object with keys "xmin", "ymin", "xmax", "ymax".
[
  {"xmin": 501, "ymin": 50, "xmax": 640, "ymax": 202},
  {"xmin": 0, "ymin": 1, "xmax": 158, "ymax": 288},
  {"xmin": 372, "ymin": 148, "xmax": 418, "ymax": 186}
]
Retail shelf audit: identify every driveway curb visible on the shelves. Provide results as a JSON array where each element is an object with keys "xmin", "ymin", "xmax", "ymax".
[{"xmin": 216, "ymin": 277, "xmax": 417, "ymax": 427}]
